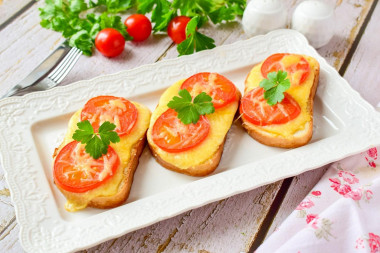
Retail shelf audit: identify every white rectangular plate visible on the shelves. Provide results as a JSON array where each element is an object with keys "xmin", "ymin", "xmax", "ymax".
[{"xmin": 1, "ymin": 29, "xmax": 380, "ymax": 253}]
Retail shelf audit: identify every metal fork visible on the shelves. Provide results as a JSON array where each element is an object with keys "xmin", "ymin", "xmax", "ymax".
[{"xmin": 1, "ymin": 43, "xmax": 82, "ymax": 98}]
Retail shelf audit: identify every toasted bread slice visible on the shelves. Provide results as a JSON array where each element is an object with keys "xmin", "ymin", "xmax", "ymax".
[
  {"xmin": 147, "ymin": 74, "xmax": 240, "ymax": 177},
  {"xmin": 88, "ymin": 135, "xmax": 145, "ymax": 208},
  {"xmin": 240, "ymin": 54, "xmax": 319, "ymax": 148},
  {"xmin": 53, "ymin": 100, "xmax": 151, "ymax": 211},
  {"xmin": 57, "ymin": 135, "xmax": 146, "ymax": 209},
  {"xmin": 150, "ymin": 136, "xmax": 226, "ymax": 177}
]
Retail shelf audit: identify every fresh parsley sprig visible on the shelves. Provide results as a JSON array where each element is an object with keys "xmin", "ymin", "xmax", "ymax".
[
  {"xmin": 72, "ymin": 120, "xmax": 120, "ymax": 159},
  {"xmin": 167, "ymin": 89, "xmax": 215, "ymax": 124},
  {"xmin": 259, "ymin": 70, "xmax": 291, "ymax": 106},
  {"xmin": 177, "ymin": 16, "xmax": 215, "ymax": 56}
]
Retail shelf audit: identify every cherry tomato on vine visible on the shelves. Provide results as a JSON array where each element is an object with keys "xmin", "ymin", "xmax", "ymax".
[
  {"xmin": 167, "ymin": 16, "xmax": 191, "ymax": 44},
  {"xmin": 95, "ymin": 28, "xmax": 125, "ymax": 58},
  {"xmin": 124, "ymin": 14, "xmax": 152, "ymax": 42}
]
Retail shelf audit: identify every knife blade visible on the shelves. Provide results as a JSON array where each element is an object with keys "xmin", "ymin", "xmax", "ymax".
[{"xmin": 1, "ymin": 41, "xmax": 72, "ymax": 99}]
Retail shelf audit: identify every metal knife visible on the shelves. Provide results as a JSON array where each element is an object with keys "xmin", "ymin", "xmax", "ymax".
[{"xmin": 1, "ymin": 41, "xmax": 72, "ymax": 99}]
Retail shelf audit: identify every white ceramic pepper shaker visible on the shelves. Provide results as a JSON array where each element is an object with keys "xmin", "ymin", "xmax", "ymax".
[
  {"xmin": 291, "ymin": 0, "xmax": 335, "ymax": 48},
  {"xmin": 242, "ymin": 0, "xmax": 287, "ymax": 37}
]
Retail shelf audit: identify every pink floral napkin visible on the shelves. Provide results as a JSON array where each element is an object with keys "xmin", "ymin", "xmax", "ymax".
[{"xmin": 257, "ymin": 147, "xmax": 380, "ymax": 253}]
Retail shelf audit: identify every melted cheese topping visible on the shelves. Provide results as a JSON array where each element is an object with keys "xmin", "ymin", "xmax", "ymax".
[
  {"xmin": 57, "ymin": 102, "xmax": 151, "ymax": 212},
  {"xmin": 60, "ymin": 144, "xmax": 113, "ymax": 183},
  {"xmin": 188, "ymin": 73, "xmax": 224, "ymax": 104},
  {"xmin": 245, "ymin": 55, "xmax": 318, "ymax": 137},
  {"xmin": 83, "ymin": 99, "xmax": 132, "ymax": 132},
  {"xmin": 147, "ymin": 80, "xmax": 239, "ymax": 170}
]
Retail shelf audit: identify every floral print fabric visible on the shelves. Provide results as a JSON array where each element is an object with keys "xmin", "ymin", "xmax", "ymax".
[{"xmin": 257, "ymin": 147, "xmax": 380, "ymax": 253}]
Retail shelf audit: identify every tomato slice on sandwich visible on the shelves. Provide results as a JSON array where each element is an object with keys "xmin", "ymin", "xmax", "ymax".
[
  {"xmin": 81, "ymin": 96, "xmax": 138, "ymax": 136},
  {"xmin": 54, "ymin": 141, "xmax": 120, "ymax": 193},
  {"xmin": 261, "ymin": 53, "xmax": 310, "ymax": 85},
  {"xmin": 240, "ymin": 87, "xmax": 301, "ymax": 126},
  {"xmin": 152, "ymin": 109, "xmax": 210, "ymax": 152},
  {"xmin": 181, "ymin": 72, "xmax": 237, "ymax": 109}
]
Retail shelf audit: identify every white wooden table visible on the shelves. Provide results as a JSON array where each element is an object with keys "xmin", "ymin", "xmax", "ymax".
[{"xmin": 1, "ymin": 0, "xmax": 380, "ymax": 252}]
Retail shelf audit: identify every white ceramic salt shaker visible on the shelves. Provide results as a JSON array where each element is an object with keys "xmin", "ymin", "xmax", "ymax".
[
  {"xmin": 291, "ymin": 0, "xmax": 335, "ymax": 48},
  {"xmin": 242, "ymin": 0, "xmax": 287, "ymax": 37}
]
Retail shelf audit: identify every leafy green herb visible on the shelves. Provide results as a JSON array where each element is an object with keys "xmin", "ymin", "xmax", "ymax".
[
  {"xmin": 72, "ymin": 120, "xmax": 120, "ymax": 159},
  {"xmin": 171, "ymin": 0, "xmax": 245, "ymax": 25},
  {"xmin": 137, "ymin": 0, "xmax": 173, "ymax": 32},
  {"xmin": 39, "ymin": 0, "xmax": 245, "ymax": 56},
  {"xmin": 259, "ymin": 70, "xmax": 291, "ymax": 106},
  {"xmin": 167, "ymin": 89, "xmax": 215, "ymax": 124},
  {"xmin": 177, "ymin": 16, "xmax": 216, "ymax": 56},
  {"xmin": 39, "ymin": 0, "xmax": 132, "ymax": 56}
]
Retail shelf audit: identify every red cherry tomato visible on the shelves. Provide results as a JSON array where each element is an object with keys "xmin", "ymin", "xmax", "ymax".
[
  {"xmin": 152, "ymin": 109, "xmax": 210, "ymax": 153},
  {"xmin": 167, "ymin": 16, "xmax": 191, "ymax": 44},
  {"xmin": 81, "ymin": 96, "xmax": 138, "ymax": 137},
  {"xmin": 54, "ymin": 141, "xmax": 120, "ymax": 193},
  {"xmin": 261, "ymin": 53, "xmax": 311, "ymax": 85},
  {"xmin": 181, "ymin": 72, "xmax": 237, "ymax": 109},
  {"xmin": 95, "ymin": 28, "xmax": 125, "ymax": 58},
  {"xmin": 124, "ymin": 14, "xmax": 152, "ymax": 42},
  {"xmin": 240, "ymin": 87, "xmax": 301, "ymax": 126}
]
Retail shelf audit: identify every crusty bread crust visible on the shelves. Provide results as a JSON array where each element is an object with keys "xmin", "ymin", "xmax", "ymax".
[
  {"xmin": 88, "ymin": 136, "xmax": 146, "ymax": 208},
  {"xmin": 241, "ymin": 58, "xmax": 320, "ymax": 148},
  {"xmin": 242, "ymin": 121, "xmax": 313, "ymax": 148},
  {"xmin": 149, "ymin": 137, "xmax": 225, "ymax": 177},
  {"xmin": 56, "ymin": 135, "xmax": 146, "ymax": 209},
  {"xmin": 148, "ymin": 90, "xmax": 241, "ymax": 177}
]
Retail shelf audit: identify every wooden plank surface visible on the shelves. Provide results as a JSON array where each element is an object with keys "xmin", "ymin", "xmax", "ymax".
[
  {"xmin": 80, "ymin": 183, "xmax": 282, "ymax": 253},
  {"xmin": 0, "ymin": 0, "xmax": 377, "ymax": 252},
  {"xmin": 317, "ymin": 0, "xmax": 375, "ymax": 70},
  {"xmin": 264, "ymin": 166, "xmax": 330, "ymax": 238},
  {"xmin": 0, "ymin": 0, "xmax": 174, "ymax": 97},
  {"xmin": 0, "ymin": 0, "xmax": 34, "ymax": 27},
  {"xmin": 343, "ymin": 0, "xmax": 380, "ymax": 107}
]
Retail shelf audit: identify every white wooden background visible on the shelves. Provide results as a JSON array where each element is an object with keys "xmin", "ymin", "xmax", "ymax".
[{"xmin": 0, "ymin": 0, "xmax": 379, "ymax": 252}]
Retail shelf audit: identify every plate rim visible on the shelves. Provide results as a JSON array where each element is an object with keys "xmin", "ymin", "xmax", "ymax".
[{"xmin": 1, "ymin": 29, "xmax": 380, "ymax": 253}]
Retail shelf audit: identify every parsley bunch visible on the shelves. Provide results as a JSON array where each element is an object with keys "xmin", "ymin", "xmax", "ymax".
[
  {"xmin": 39, "ymin": 0, "xmax": 132, "ymax": 56},
  {"xmin": 39, "ymin": 0, "xmax": 245, "ymax": 56},
  {"xmin": 72, "ymin": 120, "xmax": 120, "ymax": 159},
  {"xmin": 177, "ymin": 16, "xmax": 215, "ymax": 56},
  {"xmin": 167, "ymin": 89, "xmax": 215, "ymax": 124},
  {"xmin": 137, "ymin": 0, "xmax": 245, "ymax": 55},
  {"xmin": 259, "ymin": 70, "xmax": 291, "ymax": 106},
  {"xmin": 137, "ymin": 0, "xmax": 245, "ymax": 32}
]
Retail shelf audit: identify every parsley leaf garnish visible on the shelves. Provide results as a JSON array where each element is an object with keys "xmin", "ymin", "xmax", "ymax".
[
  {"xmin": 167, "ymin": 89, "xmax": 215, "ymax": 124},
  {"xmin": 259, "ymin": 70, "xmax": 291, "ymax": 106},
  {"xmin": 177, "ymin": 16, "xmax": 216, "ymax": 56},
  {"xmin": 72, "ymin": 120, "xmax": 120, "ymax": 159}
]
